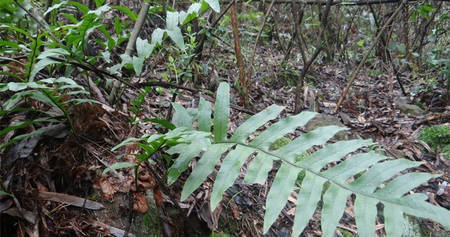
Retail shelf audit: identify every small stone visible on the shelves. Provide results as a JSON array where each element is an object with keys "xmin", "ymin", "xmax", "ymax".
[
  {"xmin": 397, "ymin": 103, "xmax": 425, "ymax": 116},
  {"xmin": 305, "ymin": 114, "xmax": 348, "ymax": 141}
]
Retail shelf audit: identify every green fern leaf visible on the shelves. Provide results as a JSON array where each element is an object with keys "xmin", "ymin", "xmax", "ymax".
[{"xmin": 167, "ymin": 82, "xmax": 450, "ymax": 236}]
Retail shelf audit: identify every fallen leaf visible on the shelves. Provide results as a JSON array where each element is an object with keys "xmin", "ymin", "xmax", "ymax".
[
  {"xmin": 133, "ymin": 193, "xmax": 148, "ymax": 213},
  {"xmin": 38, "ymin": 191, "xmax": 104, "ymax": 210}
]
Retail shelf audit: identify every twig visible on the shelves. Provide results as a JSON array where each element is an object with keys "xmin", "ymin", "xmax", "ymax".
[
  {"xmin": 369, "ymin": 5, "xmax": 406, "ymax": 95},
  {"xmin": 136, "ymin": 81, "xmax": 197, "ymax": 93},
  {"xmin": 108, "ymin": 2, "xmax": 150, "ymax": 105},
  {"xmin": 166, "ymin": 0, "xmax": 237, "ymax": 120},
  {"xmin": 230, "ymin": 1, "xmax": 251, "ymax": 108},
  {"xmin": 335, "ymin": 0, "xmax": 407, "ymax": 112},
  {"xmin": 293, "ymin": 0, "xmax": 332, "ymax": 113},
  {"xmin": 247, "ymin": 0, "xmax": 276, "ymax": 89}
]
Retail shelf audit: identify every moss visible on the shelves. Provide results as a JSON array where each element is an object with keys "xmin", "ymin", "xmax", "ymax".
[
  {"xmin": 420, "ymin": 125, "xmax": 450, "ymax": 159},
  {"xmin": 269, "ymin": 137, "xmax": 291, "ymax": 150},
  {"xmin": 338, "ymin": 228, "xmax": 354, "ymax": 237},
  {"xmin": 442, "ymin": 144, "xmax": 450, "ymax": 160},
  {"xmin": 210, "ymin": 232, "xmax": 230, "ymax": 237}
]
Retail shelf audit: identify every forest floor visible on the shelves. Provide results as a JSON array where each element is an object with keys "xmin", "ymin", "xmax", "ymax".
[{"xmin": 1, "ymin": 19, "xmax": 450, "ymax": 237}]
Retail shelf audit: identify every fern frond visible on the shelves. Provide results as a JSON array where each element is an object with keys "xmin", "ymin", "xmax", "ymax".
[{"xmin": 167, "ymin": 82, "xmax": 450, "ymax": 236}]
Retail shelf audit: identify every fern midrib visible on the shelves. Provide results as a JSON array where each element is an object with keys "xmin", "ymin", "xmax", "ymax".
[{"xmin": 216, "ymin": 140, "xmax": 416, "ymax": 209}]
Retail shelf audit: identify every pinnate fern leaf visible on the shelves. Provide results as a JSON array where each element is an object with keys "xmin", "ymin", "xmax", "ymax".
[{"xmin": 167, "ymin": 82, "xmax": 450, "ymax": 236}]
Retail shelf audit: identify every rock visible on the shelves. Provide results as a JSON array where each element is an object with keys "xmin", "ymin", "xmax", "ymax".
[
  {"xmin": 304, "ymin": 114, "xmax": 349, "ymax": 141},
  {"xmin": 397, "ymin": 103, "xmax": 425, "ymax": 116}
]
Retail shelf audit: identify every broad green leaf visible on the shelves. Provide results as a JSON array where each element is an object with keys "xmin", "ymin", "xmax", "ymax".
[
  {"xmin": 292, "ymin": 173, "xmax": 326, "ymax": 237},
  {"xmin": 120, "ymin": 53, "xmax": 132, "ymax": 66},
  {"xmin": 0, "ymin": 25, "xmax": 31, "ymax": 39},
  {"xmin": 112, "ymin": 6, "xmax": 137, "ymax": 21},
  {"xmin": 245, "ymin": 112, "xmax": 317, "ymax": 183},
  {"xmin": 88, "ymin": 5, "xmax": 110, "ymax": 16},
  {"xmin": 68, "ymin": 1, "xmax": 89, "ymax": 14},
  {"xmin": 0, "ymin": 41, "xmax": 20, "ymax": 49},
  {"xmin": 132, "ymin": 56, "xmax": 144, "ymax": 75},
  {"xmin": 230, "ymin": 104, "xmax": 283, "ymax": 143},
  {"xmin": 37, "ymin": 48, "xmax": 70, "ymax": 59},
  {"xmin": 145, "ymin": 82, "xmax": 450, "ymax": 236},
  {"xmin": 114, "ymin": 17, "xmax": 122, "ymax": 35},
  {"xmin": 354, "ymin": 195, "xmax": 378, "ymax": 237},
  {"xmin": 167, "ymin": 132, "xmax": 211, "ymax": 185},
  {"xmin": 376, "ymin": 172, "xmax": 440, "ymax": 197},
  {"xmin": 149, "ymin": 118, "xmax": 176, "ymax": 130},
  {"xmin": 263, "ymin": 126, "xmax": 347, "ymax": 233},
  {"xmin": 178, "ymin": 11, "xmax": 188, "ymax": 24},
  {"xmin": 167, "ymin": 144, "xmax": 201, "ymax": 185},
  {"xmin": 166, "ymin": 27, "xmax": 185, "ymax": 50},
  {"xmin": 182, "ymin": 12, "xmax": 198, "ymax": 25},
  {"xmin": 243, "ymin": 152, "xmax": 275, "ymax": 184},
  {"xmin": 349, "ymin": 159, "xmax": 423, "ymax": 193},
  {"xmin": 3, "ymin": 82, "xmax": 27, "ymax": 91},
  {"xmin": 44, "ymin": 1, "xmax": 68, "ymax": 16},
  {"xmin": 321, "ymin": 183, "xmax": 351, "ymax": 237},
  {"xmin": 151, "ymin": 28, "xmax": 165, "ymax": 45},
  {"xmin": 398, "ymin": 193, "xmax": 450, "ymax": 229},
  {"xmin": 172, "ymin": 103, "xmax": 194, "ymax": 129},
  {"xmin": 102, "ymin": 162, "xmax": 135, "ymax": 175},
  {"xmin": 181, "ymin": 144, "xmax": 232, "ymax": 201},
  {"xmin": 95, "ymin": 0, "xmax": 105, "ymax": 8},
  {"xmin": 61, "ymin": 13, "xmax": 79, "ymax": 23},
  {"xmin": 264, "ymin": 163, "xmax": 301, "ymax": 233},
  {"xmin": 30, "ymin": 58, "xmax": 60, "ymax": 81},
  {"xmin": 249, "ymin": 111, "xmax": 316, "ymax": 148},
  {"xmin": 384, "ymin": 204, "xmax": 405, "ymax": 237},
  {"xmin": 321, "ymin": 152, "xmax": 387, "ymax": 182},
  {"xmin": 274, "ymin": 126, "xmax": 346, "ymax": 163},
  {"xmin": 211, "ymin": 145, "xmax": 254, "ymax": 210},
  {"xmin": 297, "ymin": 139, "xmax": 373, "ymax": 171},
  {"xmin": 98, "ymin": 25, "xmax": 114, "ymax": 50},
  {"xmin": 136, "ymin": 37, "xmax": 153, "ymax": 59},
  {"xmin": 197, "ymin": 97, "xmax": 212, "ymax": 132},
  {"xmin": 204, "ymin": 0, "xmax": 220, "ymax": 12},
  {"xmin": 166, "ymin": 11, "xmax": 178, "ymax": 30},
  {"xmin": 213, "ymin": 82, "xmax": 230, "ymax": 142}
]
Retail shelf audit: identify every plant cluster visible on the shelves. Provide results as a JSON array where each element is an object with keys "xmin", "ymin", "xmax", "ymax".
[
  {"xmin": 420, "ymin": 125, "xmax": 450, "ymax": 159},
  {"xmin": 111, "ymin": 82, "xmax": 450, "ymax": 236},
  {"xmin": 1, "ymin": 0, "xmax": 450, "ymax": 236}
]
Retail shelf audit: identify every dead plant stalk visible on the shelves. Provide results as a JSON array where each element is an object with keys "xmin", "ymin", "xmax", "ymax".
[{"xmin": 335, "ymin": 0, "xmax": 407, "ymax": 112}]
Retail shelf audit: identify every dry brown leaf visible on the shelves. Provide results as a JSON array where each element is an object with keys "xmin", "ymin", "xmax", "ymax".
[
  {"xmin": 38, "ymin": 191, "xmax": 104, "ymax": 210},
  {"xmin": 132, "ymin": 193, "xmax": 148, "ymax": 213}
]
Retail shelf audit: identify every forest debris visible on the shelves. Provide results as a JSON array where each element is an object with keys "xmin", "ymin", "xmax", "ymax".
[
  {"xmin": 397, "ymin": 103, "xmax": 425, "ymax": 116},
  {"xmin": 72, "ymin": 103, "xmax": 107, "ymax": 140},
  {"xmin": 417, "ymin": 113, "xmax": 450, "ymax": 125},
  {"xmin": 4, "ymin": 123, "xmax": 68, "ymax": 168},
  {"xmin": 3, "ymin": 207, "xmax": 36, "ymax": 224},
  {"xmin": 437, "ymin": 181, "xmax": 448, "ymax": 196},
  {"xmin": 88, "ymin": 219, "xmax": 136, "ymax": 237},
  {"xmin": 132, "ymin": 193, "xmax": 149, "ymax": 213},
  {"xmin": 38, "ymin": 191, "xmax": 104, "ymax": 210},
  {"xmin": 0, "ymin": 198, "xmax": 13, "ymax": 212}
]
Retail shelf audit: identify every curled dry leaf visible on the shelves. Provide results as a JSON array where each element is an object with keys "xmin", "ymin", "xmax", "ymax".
[{"xmin": 133, "ymin": 193, "xmax": 148, "ymax": 213}]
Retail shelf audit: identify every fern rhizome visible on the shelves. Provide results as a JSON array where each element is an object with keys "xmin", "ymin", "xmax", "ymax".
[{"xmin": 117, "ymin": 82, "xmax": 450, "ymax": 236}]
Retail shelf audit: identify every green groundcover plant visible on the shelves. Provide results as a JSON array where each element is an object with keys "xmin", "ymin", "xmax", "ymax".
[{"xmin": 111, "ymin": 82, "xmax": 450, "ymax": 237}]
